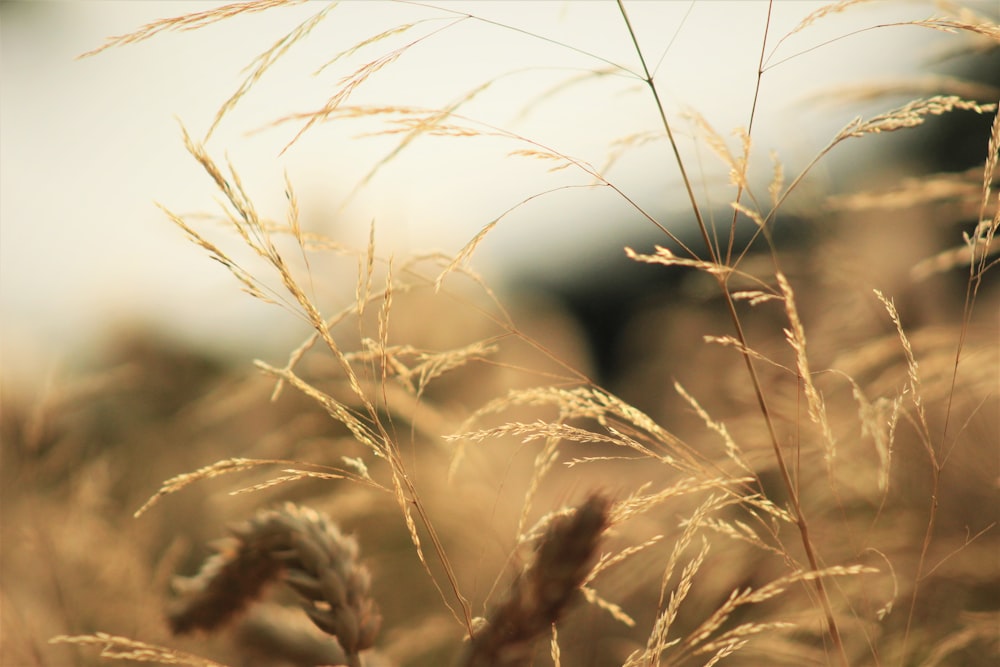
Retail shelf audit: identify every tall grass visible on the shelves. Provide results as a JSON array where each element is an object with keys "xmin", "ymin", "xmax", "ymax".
[{"xmin": 4, "ymin": 1, "xmax": 998, "ymax": 666}]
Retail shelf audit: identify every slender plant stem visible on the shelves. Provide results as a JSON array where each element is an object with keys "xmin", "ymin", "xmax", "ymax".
[
  {"xmin": 615, "ymin": 0, "xmax": 716, "ymax": 266},
  {"xmin": 616, "ymin": 3, "xmax": 849, "ymax": 664}
]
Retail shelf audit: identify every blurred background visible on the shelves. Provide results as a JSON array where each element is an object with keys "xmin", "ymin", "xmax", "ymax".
[{"xmin": 3, "ymin": 0, "xmax": 991, "ymax": 389}]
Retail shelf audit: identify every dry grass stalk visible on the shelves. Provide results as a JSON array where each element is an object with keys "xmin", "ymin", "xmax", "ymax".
[
  {"xmin": 282, "ymin": 18, "xmax": 470, "ymax": 154},
  {"xmin": 777, "ymin": 271, "xmax": 837, "ymax": 469},
  {"xmin": 169, "ymin": 503, "xmax": 381, "ymax": 667},
  {"xmin": 971, "ymin": 103, "xmax": 1000, "ymax": 282},
  {"xmin": 625, "ymin": 494, "xmax": 739, "ymax": 666},
  {"xmin": 673, "ymin": 381, "xmax": 752, "ymax": 474},
  {"xmin": 837, "ymin": 96, "xmax": 996, "ymax": 139},
  {"xmin": 458, "ymin": 494, "xmax": 611, "ymax": 667},
  {"xmin": 780, "ymin": 0, "xmax": 873, "ymax": 43},
  {"xmin": 135, "ymin": 457, "xmax": 286, "ymax": 518},
  {"xmin": 78, "ymin": 0, "xmax": 304, "ymax": 58},
  {"xmin": 205, "ymin": 3, "xmax": 335, "ymax": 140},
  {"xmin": 447, "ymin": 384, "xmax": 703, "ymax": 478},
  {"xmin": 49, "ymin": 633, "xmax": 228, "ymax": 666}
]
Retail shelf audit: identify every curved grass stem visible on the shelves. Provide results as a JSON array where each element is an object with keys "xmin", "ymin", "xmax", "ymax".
[{"xmin": 616, "ymin": 2, "xmax": 849, "ymax": 664}]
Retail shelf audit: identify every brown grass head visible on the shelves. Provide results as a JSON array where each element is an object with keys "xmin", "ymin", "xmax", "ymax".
[
  {"xmin": 459, "ymin": 493, "xmax": 611, "ymax": 667},
  {"xmin": 169, "ymin": 503, "xmax": 380, "ymax": 666}
]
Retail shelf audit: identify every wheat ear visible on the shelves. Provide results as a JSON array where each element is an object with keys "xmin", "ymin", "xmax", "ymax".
[
  {"xmin": 459, "ymin": 493, "xmax": 611, "ymax": 667},
  {"xmin": 168, "ymin": 503, "xmax": 381, "ymax": 667}
]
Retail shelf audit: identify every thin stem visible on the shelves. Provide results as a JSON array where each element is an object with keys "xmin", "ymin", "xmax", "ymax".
[
  {"xmin": 901, "ymin": 464, "xmax": 939, "ymax": 658},
  {"xmin": 616, "ymin": 2, "xmax": 849, "ymax": 664},
  {"xmin": 725, "ymin": 1, "xmax": 772, "ymax": 266},
  {"xmin": 616, "ymin": 0, "xmax": 715, "ymax": 265}
]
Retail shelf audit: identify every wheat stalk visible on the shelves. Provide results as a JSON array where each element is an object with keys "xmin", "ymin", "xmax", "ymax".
[{"xmin": 169, "ymin": 503, "xmax": 380, "ymax": 667}]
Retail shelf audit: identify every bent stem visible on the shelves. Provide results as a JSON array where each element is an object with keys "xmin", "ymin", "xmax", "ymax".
[{"xmin": 616, "ymin": 2, "xmax": 849, "ymax": 664}]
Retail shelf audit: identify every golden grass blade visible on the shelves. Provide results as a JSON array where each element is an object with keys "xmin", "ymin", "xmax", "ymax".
[
  {"xmin": 844, "ymin": 377, "xmax": 901, "ymax": 496},
  {"xmin": 282, "ymin": 171, "xmax": 312, "ymax": 279},
  {"xmin": 969, "ymin": 102, "xmax": 1000, "ymax": 281},
  {"xmin": 157, "ymin": 204, "xmax": 278, "ymax": 306},
  {"xmin": 254, "ymin": 361, "xmax": 382, "ymax": 455},
  {"xmin": 702, "ymin": 334, "xmax": 784, "ymax": 369},
  {"xmin": 699, "ymin": 517, "xmax": 786, "ymax": 558},
  {"xmin": 357, "ymin": 220, "xmax": 376, "ymax": 317},
  {"xmin": 377, "ymin": 257, "xmax": 394, "ymax": 394},
  {"xmin": 514, "ymin": 66, "xmax": 622, "ymax": 125},
  {"xmin": 674, "ymin": 382, "xmax": 753, "ymax": 474},
  {"xmin": 600, "ymin": 129, "xmax": 665, "ymax": 176},
  {"xmin": 135, "ymin": 457, "xmax": 287, "ymax": 518},
  {"xmin": 581, "ymin": 585, "xmax": 635, "ymax": 626},
  {"xmin": 205, "ymin": 3, "xmax": 335, "ymax": 141},
  {"xmin": 780, "ymin": 0, "xmax": 872, "ymax": 43},
  {"xmin": 586, "ymin": 535, "xmax": 664, "ymax": 585},
  {"xmin": 228, "ymin": 469, "xmax": 346, "ymax": 495},
  {"xmin": 982, "ymin": 101, "xmax": 1000, "ymax": 221},
  {"xmin": 835, "ymin": 96, "xmax": 996, "ymax": 140},
  {"xmin": 659, "ymin": 536, "xmax": 712, "ymax": 655},
  {"xmin": 873, "ymin": 290, "xmax": 930, "ymax": 441},
  {"xmin": 684, "ymin": 109, "xmax": 752, "ymax": 192},
  {"xmin": 778, "ymin": 272, "xmax": 837, "ymax": 470},
  {"xmin": 768, "ymin": 150, "xmax": 784, "ymax": 208},
  {"xmin": 771, "ymin": 98, "xmax": 995, "ymax": 219},
  {"xmin": 625, "ymin": 245, "xmax": 730, "ymax": 276},
  {"xmin": 79, "ymin": 0, "xmax": 304, "ymax": 58},
  {"xmin": 507, "ymin": 148, "xmax": 577, "ymax": 172},
  {"xmin": 913, "ymin": 16, "xmax": 1000, "ymax": 42},
  {"xmin": 630, "ymin": 495, "xmax": 732, "ymax": 667},
  {"xmin": 517, "ymin": 433, "xmax": 562, "ymax": 540},
  {"xmin": 684, "ymin": 565, "xmax": 878, "ymax": 652},
  {"xmin": 353, "ymin": 79, "xmax": 494, "ymax": 191},
  {"xmin": 611, "ymin": 478, "xmax": 753, "ymax": 526},
  {"xmin": 450, "ymin": 420, "xmax": 634, "ymax": 448},
  {"xmin": 700, "ymin": 639, "xmax": 749, "ymax": 666},
  {"xmin": 436, "ymin": 185, "xmax": 603, "ymax": 290},
  {"xmin": 50, "ymin": 633, "xmax": 227, "ymax": 666},
  {"xmin": 731, "ymin": 200, "xmax": 765, "ymax": 228},
  {"xmin": 315, "ymin": 20, "xmax": 424, "ymax": 75},
  {"xmin": 281, "ymin": 18, "xmax": 466, "ymax": 154}
]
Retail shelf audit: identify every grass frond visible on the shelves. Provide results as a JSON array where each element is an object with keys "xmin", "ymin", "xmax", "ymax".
[
  {"xmin": 78, "ymin": 0, "xmax": 303, "ymax": 58},
  {"xmin": 51, "ymin": 633, "xmax": 227, "ymax": 666},
  {"xmin": 205, "ymin": 3, "xmax": 335, "ymax": 141}
]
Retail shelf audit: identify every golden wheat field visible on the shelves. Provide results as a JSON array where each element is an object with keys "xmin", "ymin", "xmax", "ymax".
[{"xmin": 2, "ymin": 2, "xmax": 999, "ymax": 666}]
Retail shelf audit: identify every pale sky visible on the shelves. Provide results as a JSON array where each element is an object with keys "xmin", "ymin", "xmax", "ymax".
[{"xmin": 1, "ymin": 1, "xmax": 966, "ymax": 386}]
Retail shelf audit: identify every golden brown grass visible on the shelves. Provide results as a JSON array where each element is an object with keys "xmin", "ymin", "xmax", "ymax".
[{"xmin": 4, "ymin": 1, "xmax": 999, "ymax": 666}]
